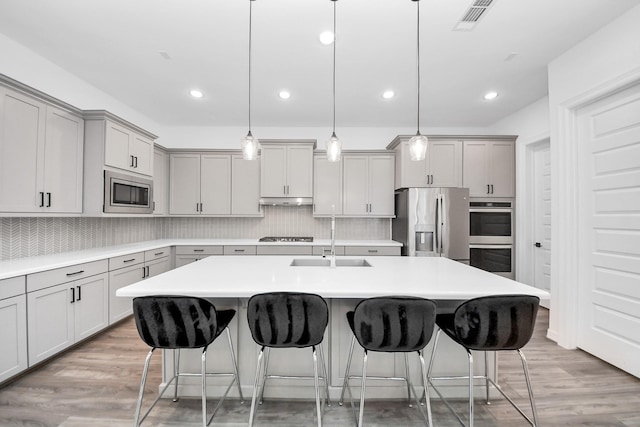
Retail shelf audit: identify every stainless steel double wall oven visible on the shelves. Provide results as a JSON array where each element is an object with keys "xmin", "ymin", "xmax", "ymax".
[{"xmin": 469, "ymin": 199, "xmax": 514, "ymax": 278}]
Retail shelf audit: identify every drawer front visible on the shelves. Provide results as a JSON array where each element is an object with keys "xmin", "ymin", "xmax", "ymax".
[
  {"xmin": 27, "ymin": 260, "xmax": 109, "ymax": 293},
  {"xmin": 224, "ymin": 245, "xmax": 257, "ymax": 256},
  {"xmin": 175, "ymin": 245, "xmax": 223, "ymax": 256},
  {"xmin": 0, "ymin": 276, "xmax": 25, "ymax": 300},
  {"xmin": 312, "ymin": 246, "xmax": 345, "ymax": 256},
  {"xmin": 144, "ymin": 247, "xmax": 171, "ymax": 261},
  {"xmin": 109, "ymin": 252, "xmax": 145, "ymax": 271},
  {"xmin": 256, "ymin": 246, "xmax": 313, "ymax": 256},
  {"xmin": 344, "ymin": 246, "xmax": 400, "ymax": 256}
]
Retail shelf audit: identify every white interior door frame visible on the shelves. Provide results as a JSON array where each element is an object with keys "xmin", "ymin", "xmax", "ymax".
[{"xmin": 551, "ymin": 67, "xmax": 640, "ymax": 350}]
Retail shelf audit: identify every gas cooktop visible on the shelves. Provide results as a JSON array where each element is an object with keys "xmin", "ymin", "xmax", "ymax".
[{"xmin": 258, "ymin": 236, "xmax": 314, "ymax": 243}]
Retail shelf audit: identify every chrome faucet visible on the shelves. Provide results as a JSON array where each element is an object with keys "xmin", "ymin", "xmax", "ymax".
[{"xmin": 330, "ymin": 204, "xmax": 336, "ymax": 268}]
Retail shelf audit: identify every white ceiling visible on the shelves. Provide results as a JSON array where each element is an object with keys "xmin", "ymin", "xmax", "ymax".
[{"xmin": 1, "ymin": 0, "xmax": 638, "ymax": 129}]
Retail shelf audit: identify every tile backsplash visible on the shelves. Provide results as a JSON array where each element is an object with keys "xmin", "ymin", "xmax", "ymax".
[{"xmin": 0, "ymin": 206, "xmax": 391, "ymax": 261}]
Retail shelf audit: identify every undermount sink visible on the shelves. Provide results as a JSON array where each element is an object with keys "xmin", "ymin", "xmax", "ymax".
[{"xmin": 290, "ymin": 258, "xmax": 372, "ymax": 267}]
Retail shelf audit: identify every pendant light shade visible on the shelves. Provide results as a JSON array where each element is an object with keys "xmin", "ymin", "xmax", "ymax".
[
  {"xmin": 242, "ymin": 0, "xmax": 259, "ymax": 160},
  {"xmin": 409, "ymin": 0, "xmax": 428, "ymax": 162},
  {"xmin": 326, "ymin": 0, "xmax": 341, "ymax": 162}
]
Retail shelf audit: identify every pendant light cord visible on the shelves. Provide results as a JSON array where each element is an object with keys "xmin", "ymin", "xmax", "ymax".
[
  {"xmin": 332, "ymin": 0, "xmax": 337, "ymax": 135},
  {"xmin": 248, "ymin": 0, "xmax": 254, "ymax": 133},
  {"xmin": 415, "ymin": 0, "xmax": 421, "ymax": 134}
]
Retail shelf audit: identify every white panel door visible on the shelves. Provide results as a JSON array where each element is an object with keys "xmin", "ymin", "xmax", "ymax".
[
  {"xmin": 260, "ymin": 145, "xmax": 287, "ymax": 197},
  {"xmin": 131, "ymin": 133, "xmax": 154, "ymax": 176},
  {"xmin": 313, "ymin": 155, "xmax": 342, "ymax": 216},
  {"xmin": 231, "ymin": 154, "xmax": 261, "ymax": 215},
  {"xmin": 463, "ymin": 141, "xmax": 490, "ymax": 197},
  {"xmin": 74, "ymin": 273, "xmax": 109, "ymax": 341},
  {"xmin": 427, "ymin": 140, "xmax": 462, "ymax": 188},
  {"xmin": 0, "ymin": 294, "xmax": 27, "ymax": 382},
  {"xmin": 108, "ymin": 264, "xmax": 144, "ymax": 324},
  {"xmin": 286, "ymin": 145, "xmax": 314, "ymax": 197},
  {"xmin": 577, "ymin": 82, "xmax": 640, "ymax": 377},
  {"xmin": 104, "ymin": 120, "xmax": 132, "ymax": 171},
  {"xmin": 533, "ymin": 142, "xmax": 551, "ymax": 295},
  {"xmin": 368, "ymin": 155, "xmax": 395, "ymax": 216},
  {"xmin": 342, "ymin": 155, "xmax": 368, "ymax": 216},
  {"xmin": 490, "ymin": 142, "xmax": 515, "ymax": 197}
]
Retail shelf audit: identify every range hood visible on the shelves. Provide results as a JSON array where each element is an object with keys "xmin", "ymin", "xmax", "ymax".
[{"xmin": 259, "ymin": 197, "xmax": 313, "ymax": 206}]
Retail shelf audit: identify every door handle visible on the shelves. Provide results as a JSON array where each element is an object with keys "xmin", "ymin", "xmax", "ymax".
[
  {"xmin": 47, "ymin": 192, "xmax": 51, "ymax": 207},
  {"xmin": 490, "ymin": 184, "xmax": 494, "ymax": 194},
  {"xmin": 534, "ymin": 242, "xmax": 542, "ymax": 248},
  {"xmin": 39, "ymin": 192, "xmax": 45, "ymax": 207},
  {"xmin": 134, "ymin": 156, "xmax": 138, "ymax": 168},
  {"xmin": 77, "ymin": 285, "xmax": 82, "ymax": 301},
  {"xmin": 487, "ymin": 184, "xmax": 491, "ymax": 194},
  {"xmin": 70, "ymin": 287, "xmax": 75, "ymax": 304},
  {"xmin": 130, "ymin": 155, "xmax": 135, "ymax": 167}
]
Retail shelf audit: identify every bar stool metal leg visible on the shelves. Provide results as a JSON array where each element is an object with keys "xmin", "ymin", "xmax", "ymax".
[
  {"xmin": 418, "ymin": 350, "xmax": 433, "ymax": 427},
  {"xmin": 258, "ymin": 347, "xmax": 271, "ymax": 404},
  {"xmin": 312, "ymin": 345, "xmax": 322, "ymax": 427},
  {"xmin": 133, "ymin": 348, "xmax": 155, "ymax": 427},
  {"xmin": 249, "ymin": 346, "xmax": 266, "ymax": 427},
  {"xmin": 404, "ymin": 353, "xmax": 413, "ymax": 408},
  {"xmin": 339, "ymin": 335, "xmax": 356, "ymax": 406},
  {"xmin": 485, "ymin": 351, "xmax": 491, "ymax": 405},
  {"xmin": 172, "ymin": 349, "xmax": 180, "ymax": 402},
  {"xmin": 225, "ymin": 327, "xmax": 244, "ymax": 403},
  {"xmin": 468, "ymin": 349, "xmax": 474, "ymax": 427},
  {"xmin": 201, "ymin": 349, "xmax": 207, "ymax": 427},
  {"xmin": 317, "ymin": 344, "xmax": 331, "ymax": 406},
  {"xmin": 518, "ymin": 349, "xmax": 539, "ymax": 426},
  {"xmin": 358, "ymin": 350, "xmax": 368, "ymax": 427}
]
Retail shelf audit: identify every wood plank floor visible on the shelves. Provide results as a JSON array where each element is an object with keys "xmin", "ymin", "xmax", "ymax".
[{"xmin": 1, "ymin": 308, "xmax": 639, "ymax": 426}]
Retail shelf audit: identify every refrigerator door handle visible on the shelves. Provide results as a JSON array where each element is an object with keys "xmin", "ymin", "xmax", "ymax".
[
  {"xmin": 439, "ymin": 194, "xmax": 445, "ymax": 255},
  {"xmin": 435, "ymin": 194, "xmax": 441, "ymax": 255}
]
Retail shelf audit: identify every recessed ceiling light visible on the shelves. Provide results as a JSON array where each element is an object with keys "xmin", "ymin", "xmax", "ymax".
[
  {"xmin": 484, "ymin": 91, "xmax": 498, "ymax": 100},
  {"xmin": 382, "ymin": 90, "xmax": 395, "ymax": 99},
  {"xmin": 319, "ymin": 31, "xmax": 335, "ymax": 45},
  {"xmin": 278, "ymin": 91, "xmax": 291, "ymax": 100},
  {"xmin": 190, "ymin": 89, "xmax": 204, "ymax": 99}
]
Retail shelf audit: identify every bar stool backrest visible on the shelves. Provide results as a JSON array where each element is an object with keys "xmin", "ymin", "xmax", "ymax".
[
  {"xmin": 453, "ymin": 294, "xmax": 540, "ymax": 351},
  {"xmin": 352, "ymin": 296, "xmax": 437, "ymax": 352},
  {"xmin": 133, "ymin": 296, "xmax": 220, "ymax": 349},
  {"xmin": 247, "ymin": 292, "xmax": 328, "ymax": 348}
]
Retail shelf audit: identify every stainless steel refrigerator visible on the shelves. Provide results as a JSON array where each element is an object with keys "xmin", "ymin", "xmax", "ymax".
[{"xmin": 392, "ymin": 188, "xmax": 470, "ymax": 262}]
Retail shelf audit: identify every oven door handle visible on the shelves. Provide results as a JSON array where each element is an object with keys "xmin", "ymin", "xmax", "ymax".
[
  {"xmin": 469, "ymin": 208, "xmax": 513, "ymax": 213},
  {"xmin": 469, "ymin": 244, "xmax": 513, "ymax": 249}
]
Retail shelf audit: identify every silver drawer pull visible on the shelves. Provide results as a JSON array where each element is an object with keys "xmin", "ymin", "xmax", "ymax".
[
  {"xmin": 193, "ymin": 249, "xmax": 205, "ymax": 252},
  {"xmin": 368, "ymin": 249, "xmax": 378, "ymax": 253},
  {"xmin": 123, "ymin": 258, "xmax": 136, "ymax": 263},
  {"xmin": 154, "ymin": 251, "xmax": 165, "ymax": 256},
  {"xmin": 234, "ymin": 249, "xmax": 245, "ymax": 252},
  {"xmin": 66, "ymin": 270, "xmax": 84, "ymax": 277}
]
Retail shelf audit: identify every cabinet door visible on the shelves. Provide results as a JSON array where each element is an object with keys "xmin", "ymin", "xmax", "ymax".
[
  {"xmin": 368, "ymin": 155, "xmax": 395, "ymax": 216},
  {"xmin": 43, "ymin": 106, "xmax": 84, "ymax": 213},
  {"xmin": 27, "ymin": 283, "xmax": 74, "ymax": 365},
  {"xmin": 287, "ymin": 145, "xmax": 313, "ymax": 197},
  {"xmin": 0, "ymin": 87, "xmax": 46, "ymax": 212},
  {"xmin": 200, "ymin": 154, "xmax": 231, "ymax": 215},
  {"xmin": 463, "ymin": 141, "xmax": 491, "ymax": 197},
  {"xmin": 342, "ymin": 156, "xmax": 369, "ymax": 216},
  {"xmin": 108, "ymin": 264, "xmax": 145, "ymax": 324},
  {"xmin": 489, "ymin": 142, "xmax": 515, "ymax": 197},
  {"xmin": 0, "ymin": 294, "xmax": 28, "ymax": 383},
  {"xmin": 104, "ymin": 120, "xmax": 133, "ymax": 172},
  {"xmin": 74, "ymin": 273, "xmax": 109, "ymax": 341},
  {"xmin": 427, "ymin": 140, "xmax": 462, "ymax": 188},
  {"xmin": 231, "ymin": 154, "xmax": 261, "ymax": 215},
  {"xmin": 131, "ymin": 133, "xmax": 154, "ymax": 176},
  {"xmin": 153, "ymin": 149, "xmax": 168, "ymax": 215},
  {"xmin": 313, "ymin": 155, "xmax": 343, "ymax": 216},
  {"xmin": 175, "ymin": 255, "xmax": 209, "ymax": 268},
  {"xmin": 260, "ymin": 145, "xmax": 287, "ymax": 197},
  {"xmin": 147, "ymin": 257, "xmax": 171, "ymax": 278},
  {"xmin": 169, "ymin": 154, "xmax": 201, "ymax": 214},
  {"xmin": 396, "ymin": 139, "xmax": 428, "ymax": 188}
]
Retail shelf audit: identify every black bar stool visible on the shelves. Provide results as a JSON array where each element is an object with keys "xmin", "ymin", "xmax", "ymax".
[
  {"xmin": 427, "ymin": 294, "xmax": 540, "ymax": 427},
  {"xmin": 339, "ymin": 296, "xmax": 437, "ymax": 426},
  {"xmin": 132, "ymin": 296, "xmax": 243, "ymax": 427},
  {"xmin": 246, "ymin": 292, "xmax": 330, "ymax": 427}
]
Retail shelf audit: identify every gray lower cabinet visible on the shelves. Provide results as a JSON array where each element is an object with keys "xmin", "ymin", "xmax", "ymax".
[
  {"xmin": 256, "ymin": 246, "xmax": 313, "ymax": 256},
  {"xmin": 27, "ymin": 266, "xmax": 109, "ymax": 366},
  {"xmin": 224, "ymin": 245, "xmax": 257, "ymax": 255},
  {"xmin": 344, "ymin": 246, "xmax": 400, "ymax": 256},
  {"xmin": 108, "ymin": 261, "xmax": 145, "ymax": 324},
  {"xmin": 0, "ymin": 276, "xmax": 27, "ymax": 383},
  {"xmin": 175, "ymin": 246, "xmax": 223, "ymax": 267}
]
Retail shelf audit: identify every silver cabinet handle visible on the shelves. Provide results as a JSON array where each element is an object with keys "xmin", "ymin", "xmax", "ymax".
[
  {"xmin": 368, "ymin": 249, "xmax": 378, "ymax": 253},
  {"xmin": 154, "ymin": 251, "xmax": 165, "ymax": 256},
  {"xmin": 193, "ymin": 249, "xmax": 205, "ymax": 252},
  {"xmin": 123, "ymin": 258, "xmax": 136, "ymax": 263},
  {"xmin": 66, "ymin": 270, "xmax": 84, "ymax": 277},
  {"xmin": 234, "ymin": 249, "xmax": 245, "ymax": 252}
]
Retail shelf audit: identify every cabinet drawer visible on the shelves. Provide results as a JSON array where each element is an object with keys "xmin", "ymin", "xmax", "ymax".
[
  {"xmin": 27, "ymin": 260, "xmax": 109, "ymax": 293},
  {"xmin": 175, "ymin": 245, "xmax": 223, "ymax": 256},
  {"xmin": 109, "ymin": 252, "xmax": 145, "ymax": 271},
  {"xmin": 0, "ymin": 276, "xmax": 25, "ymax": 300},
  {"xmin": 224, "ymin": 245, "xmax": 257, "ymax": 255},
  {"xmin": 312, "ymin": 246, "xmax": 345, "ymax": 256},
  {"xmin": 257, "ymin": 246, "xmax": 313, "ymax": 256},
  {"xmin": 145, "ymin": 247, "xmax": 171, "ymax": 261},
  {"xmin": 343, "ymin": 246, "xmax": 400, "ymax": 256}
]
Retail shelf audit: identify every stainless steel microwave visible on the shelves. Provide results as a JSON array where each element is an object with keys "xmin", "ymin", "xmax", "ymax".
[{"xmin": 104, "ymin": 170, "xmax": 153, "ymax": 214}]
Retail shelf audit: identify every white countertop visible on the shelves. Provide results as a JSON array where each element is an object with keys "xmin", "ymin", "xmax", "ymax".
[
  {"xmin": 116, "ymin": 255, "xmax": 549, "ymax": 300},
  {"xmin": 0, "ymin": 239, "xmax": 401, "ymax": 280}
]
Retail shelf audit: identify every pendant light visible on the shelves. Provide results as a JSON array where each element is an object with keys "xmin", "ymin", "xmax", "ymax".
[
  {"xmin": 241, "ymin": 0, "xmax": 259, "ymax": 160},
  {"xmin": 326, "ymin": 0, "xmax": 342, "ymax": 162},
  {"xmin": 408, "ymin": 0, "xmax": 428, "ymax": 161}
]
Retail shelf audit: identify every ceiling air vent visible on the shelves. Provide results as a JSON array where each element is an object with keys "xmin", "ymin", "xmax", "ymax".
[{"xmin": 454, "ymin": 0, "xmax": 495, "ymax": 31}]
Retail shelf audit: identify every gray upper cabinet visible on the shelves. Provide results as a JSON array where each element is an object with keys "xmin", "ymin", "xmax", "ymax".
[
  {"xmin": 153, "ymin": 147, "xmax": 169, "ymax": 215},
  {"xmin": 260, "ymin": 140, "xmax": 314, "ymax": 198},
  {"xmin": 313, "ymin": 154, "xmax": 342, "ymax": 216},
  {"xmin": 0, "ymin": 83, "xmax": 84, "ymax": 214},
  {"xmin": 388, "ymin": 135, "xmax": 462, "ymax": 189},
  {"xmin": 342, "ymin": 153, "xmax": 395, "ymax": 217},
  {"xmin": 103, "ymin": 119, "xmax": 153, "ymax": 177},
  {"xmin": 463, "ymin": 139, "xmax": 515, "ymax": 198},
  {"xmin": 231, "ymin": 154, "xmax": 262, "ymax": 216}
]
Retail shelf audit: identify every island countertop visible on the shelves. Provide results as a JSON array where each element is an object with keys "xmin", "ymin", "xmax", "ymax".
[{"xmin": 116, "ymin": 255, "xmax": 549, "ymax": 300}]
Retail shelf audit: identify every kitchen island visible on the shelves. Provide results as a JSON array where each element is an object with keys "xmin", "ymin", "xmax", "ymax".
[{"xmin": 117, "ymin": 255, "xmax": 549, "ymax": 400}]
